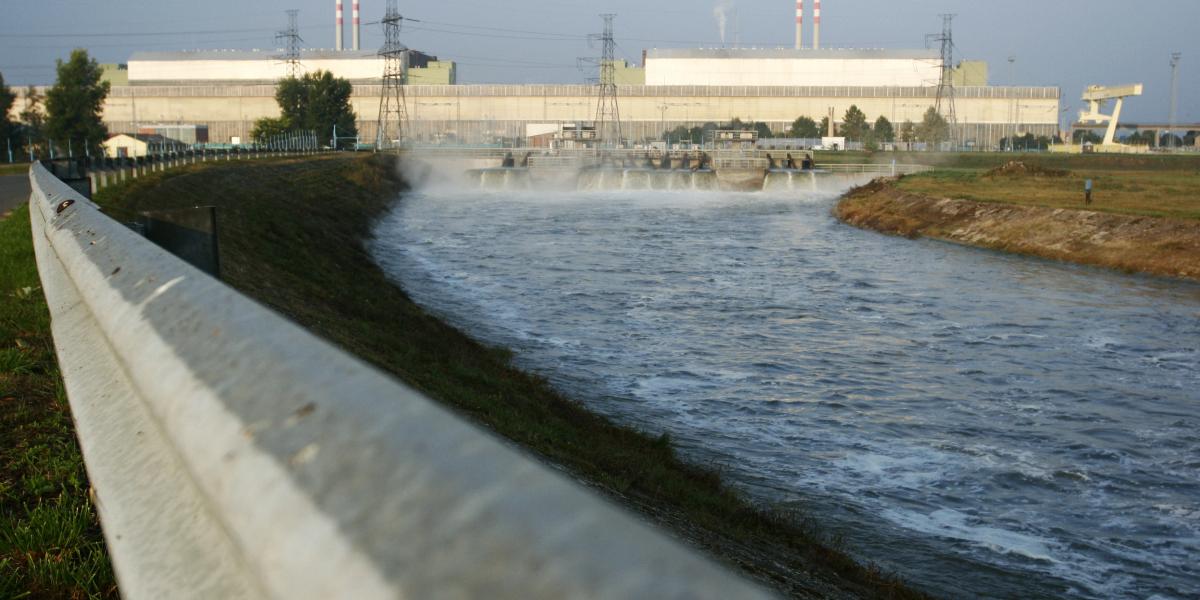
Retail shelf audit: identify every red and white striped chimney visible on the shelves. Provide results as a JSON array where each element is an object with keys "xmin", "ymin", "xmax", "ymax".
[
  {"xmin": 352, "ymin": 0, "xmax": 361, "ymax": 51},
  {"xmin": 795, "ymin": 1, "xmax": 804, "ymax": 50},
  {"xmin": 813, "ymin": 0, "xmax": 821, "ymax": 49},
  {"xmin": 336, "ymin": 0, "xmax": 344, "ymax": 51}
]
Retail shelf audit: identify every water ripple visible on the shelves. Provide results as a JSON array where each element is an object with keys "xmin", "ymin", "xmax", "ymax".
[{"xmin": 371, "ymin": 186, "xmax": 1200, "ymax": 600}]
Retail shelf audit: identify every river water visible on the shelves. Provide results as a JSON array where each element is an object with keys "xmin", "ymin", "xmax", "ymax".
[{"xmin": 370, "ymin": 180, "xmax": 1200, "ymax": 599}]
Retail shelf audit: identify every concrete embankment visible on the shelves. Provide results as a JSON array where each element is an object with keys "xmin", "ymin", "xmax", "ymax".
[{"xmin": 836, "ymin": 179, "xmax": 1200, "ymax": 281}]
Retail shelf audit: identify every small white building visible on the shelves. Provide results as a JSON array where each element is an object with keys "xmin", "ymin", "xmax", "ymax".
[{"xmin": 102, "ymin": 134, "xmax": 186, "ymax": 158}]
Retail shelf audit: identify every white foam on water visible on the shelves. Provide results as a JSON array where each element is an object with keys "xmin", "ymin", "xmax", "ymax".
[
  {"xmin": 881, "ymin": 507, "xmax": 1060, "ymax": 562},
  {"xmin": 370, "ymin": 182, "xmax": 1200, "ymax": 599}
]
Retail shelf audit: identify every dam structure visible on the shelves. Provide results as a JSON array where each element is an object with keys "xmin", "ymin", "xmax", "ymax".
[{"xmin": 436, "ymin": 147, "xmax": 919, "ymax": 192}]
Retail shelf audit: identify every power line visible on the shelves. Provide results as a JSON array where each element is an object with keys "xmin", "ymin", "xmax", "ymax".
[
  {"xmin": 377, "ymin": 0, "xmax": 409, "ymax": 151},
  {"xmin": 275, "ymin": 10, "xmax": 303, "ymax": 78},
  {"xmin": 579, "ymin": 14, "xmax": 622, "ymax": 148},
  {"xmin": 1168, "ymin": 52, "xmax": 1182, "ymax": 149},
  {"xmin": 0, "ymin": 27, "xmax": 276, "ymax": 38},
  {"xmin": 929, "ymin": 14, "xmax": 958, "ymax": 148}
]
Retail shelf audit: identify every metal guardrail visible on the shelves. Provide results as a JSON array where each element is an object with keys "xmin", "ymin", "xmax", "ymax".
[{"xmin": 27, "ymin": 162, "xmax": 771, "ymax": 599}]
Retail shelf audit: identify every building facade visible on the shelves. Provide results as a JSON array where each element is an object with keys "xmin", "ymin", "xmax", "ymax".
[
  {"xmin": 7, "ymin": 49, "xmax": 1057, "ymax": 150},
  {"xmin": 96, "ymin": 82, "xmax": 1059, "ymax": 148},
  {"xmin": 644, "ymin": 48, "xmax": 943, "ymax": 88}
]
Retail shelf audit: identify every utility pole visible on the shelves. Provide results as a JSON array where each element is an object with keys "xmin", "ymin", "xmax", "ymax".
[
  {"xmin": 276, "ymin": 10, "xmax": 303, "ymax": 78},
  {"xmin": 376, "ymin": 0, "xmax": 410, "ymax": 151},
  {"xmin": 580, "ymin": 14, "xmax": 622, "ymax": 148},
  {"xmin": 1008, "ymin": 55, "xmax": 1016, "ymax": 151},
  {"xmin": 1169, "ymin": 52, "xmax": 1182, "ymax": 150},
  {"xmin": 930, "ymin": 14, "xmax": 958, "ymax": 150}
]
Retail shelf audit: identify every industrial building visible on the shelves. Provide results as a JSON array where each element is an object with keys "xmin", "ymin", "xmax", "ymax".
[
  {"xmin": 127, "ymin": 50, "xmax": 455, "ymax": 86},
  {"xmin": 6, "ymin": 1, "xmax": 1062, "ymax": 149},
  {"xmin": 88, "ymin": 82, "xmax": 1058, "ymax": 148},
  {"xmin": 643, "ymin": 48, "xmax": 943, "ymax": 88}
]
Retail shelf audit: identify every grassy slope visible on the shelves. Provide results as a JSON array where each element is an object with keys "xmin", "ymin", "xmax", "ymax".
[
  {"xmin": 895, "ymin": 168, "xmax": 1200, "ymax": 221},
  {"xmin": 815, "ymin": 150, "xmax": 1200, "ymax": 172},
  {"xmin": 0, "ymin": 164, "xmax": 33, "ymax": 177},
  {"xmin": 0, "ymin": 205, "xmax": 118, "ymax": 599},
  {"xmin": 94, "ymin": 154, "xmax": 929, "ymax": 600},
  {"xmin": 836, "ymin": 177, "xmax": 1200, "ymax": 281}
]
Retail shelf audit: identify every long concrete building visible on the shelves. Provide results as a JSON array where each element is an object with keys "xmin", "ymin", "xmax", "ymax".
[
  {"xmin": 9, "ymin": 48, "xmax": 1060, "ymax": 149},
  {"xmin": 644, "ymin": 48, "xmax": 943, "ymax": 87}
]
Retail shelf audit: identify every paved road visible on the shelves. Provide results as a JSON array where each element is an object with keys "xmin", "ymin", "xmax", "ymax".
[{"xmin": 0, "ymin": 175, "xmax": 31, "ymax": 221}]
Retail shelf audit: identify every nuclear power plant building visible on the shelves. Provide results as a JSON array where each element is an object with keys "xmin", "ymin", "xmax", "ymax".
[{"xmin": 21, "ymin": 2, "xmax": 1060, "ymax": 149}]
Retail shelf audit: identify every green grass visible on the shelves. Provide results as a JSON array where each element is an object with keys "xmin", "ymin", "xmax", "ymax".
[
  {"xmin": 896, "ymin": 167, "xmax": 1200, "ymax": 221},
  {"xmin": 0, "ymin": 205, "xmax": 118, "ymax": 600},
  {"xmin": 0, "ymin": 164, "xmax": 32, "ymax": 177},
  {"xmin": 815, "ymin": 149, "xmax": 1200, "ymax": 172},
  {"xmin": 94, "ymin": 155, "xmax": 932, "ymax": 599}
]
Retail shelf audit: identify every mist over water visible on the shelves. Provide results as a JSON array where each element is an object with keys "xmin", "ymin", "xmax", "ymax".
[{"xmin": 370, "ymin": 182, "xmax": 1200, "ymax": 599}]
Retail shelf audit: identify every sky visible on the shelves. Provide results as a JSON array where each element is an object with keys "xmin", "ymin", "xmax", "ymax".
[{"xmin": 1, "ymin": 0, "xmax": 1197, "ymax": 122}]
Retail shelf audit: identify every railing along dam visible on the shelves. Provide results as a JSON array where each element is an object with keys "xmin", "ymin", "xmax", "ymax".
[{"xmin": 27, "ymin": 162, "xmax": 771, "ymax": 599}]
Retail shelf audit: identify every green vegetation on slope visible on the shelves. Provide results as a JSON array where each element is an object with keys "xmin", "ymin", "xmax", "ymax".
[
  {"xmin": 94, "ymin": 154, "xmax": 930, "ymax": 600},
  {"xmin": 0, "ymin": 164, "xmax": 31, "ymax": 177},
  {"xmin": 0, "ymin": 205, "xmax": 118, "ymax": 599},
  {"xmin": 895, "ymin": 167, "xmax": 1200, "ymax": 221},
  {"xmin": 815, "ymin": 150, "xmax": 1200, "ymax": 172}
]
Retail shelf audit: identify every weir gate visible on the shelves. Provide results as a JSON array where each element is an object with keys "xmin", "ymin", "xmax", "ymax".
[{"xmin": 402, "ymin": 147, "xmax": 929, "ymax": 192}]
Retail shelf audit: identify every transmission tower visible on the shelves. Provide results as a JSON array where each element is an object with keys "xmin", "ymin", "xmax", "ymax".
[
  {"xmin": 930, "ymin": 14, "xmax": 958, "ymax": 149},
  {"xmin": 1168, "ymin": 52, "xmax": 1182, "ymax": 150},
  {"xmin": 376, "ymin": 0, "xmax": 410, "ymax": 150},
  {"xmin": 275, "ymin": 10, "xmax": 303, "ymax": 78},
  {"xmin": 581, "ymin": 14, "xmax": 622, "ymax": 148}
]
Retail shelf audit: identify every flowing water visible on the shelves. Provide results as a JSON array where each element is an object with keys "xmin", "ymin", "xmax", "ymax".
[{"xmin": 370, "ymin": 181, "xmax": 1200, "ymax": 599}]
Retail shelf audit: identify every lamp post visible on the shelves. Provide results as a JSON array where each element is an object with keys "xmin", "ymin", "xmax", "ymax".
[{"xmin": 658, "ymin": 103, "xmax": 670, "ymax": 148}]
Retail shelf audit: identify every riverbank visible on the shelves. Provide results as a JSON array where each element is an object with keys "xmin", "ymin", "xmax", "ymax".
[
  {"xmin": 836, "ymin": 173, "xmax": 1200, "ymax": 281},
  {"xmin": 92, "ymin": 154, "xmax": 930, "ymax": 599},
  {"xmin": 0, "ymin": 204, "xmax": 118, "ymax": 598}
]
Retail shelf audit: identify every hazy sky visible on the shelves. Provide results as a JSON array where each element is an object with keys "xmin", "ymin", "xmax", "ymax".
[{"xmin": 2, "ymin": 0, "xmax": 1197, "ymax": 122}]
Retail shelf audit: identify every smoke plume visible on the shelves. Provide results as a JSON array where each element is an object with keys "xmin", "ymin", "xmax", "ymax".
[{"xmin": 713, "ymin": 1, "xmax": 733, "ymax": 45}]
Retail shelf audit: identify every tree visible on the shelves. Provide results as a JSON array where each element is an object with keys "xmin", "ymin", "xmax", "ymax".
[
  {"xmin": 874, "ymin": 116, "xmax": 895, "ymax": 143},
  {"xmin": 915, "ymin": 107, "xmax": 949, "ymax": 145},
  {"xmin": 663, "ymin": 125, "xmax": 690, "ymax": 144},
  {"xmin": 1073, "ymin": 130, "xmax": 1102, "ymax": 144},
  {"xmin": 841, "ymin": 105, "xmax": 869, "ymax": 141},
  {"xmin": 689, "ymin": 121, "xmax": 718, "ymax": 145},
  {"xmin": 262, "ymin": 71, "xmax": 358, "ymax": 148},
  {"xmin": 1159, "ymin": 133, "xmax": 1184, "ymax": 148},
  {"xmin": 20, "ymin": 85, "xmax": 45, "ymax": 143},
  {"xmin": 753, "ymin": 122, "xmax": 774, "ymax": 140},
  {"xmin": 790, "ymin": 116, "xmax": 819, "ymax": 138},
  {"xmin": 818, "ymin": 116, "xmax": 833, "ymax": 137},
  {"xmin": 251, "ymin": 117, "xmax": 289, "ymax": 142},
  {"xmin": 0, "ymin": 72, "xmax": 14, "ymax": 151},
  {"xmin": 45, "ymin": 49, "xmax": 110, "ymax": 155},
  {"xmin": 899, "ymin": 120, "xmax": 916, "ymax": 143}
]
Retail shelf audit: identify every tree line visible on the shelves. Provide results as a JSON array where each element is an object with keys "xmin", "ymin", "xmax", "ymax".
[{"xmin": 661, "ymin": 105, "xmax": 952, "ymax": 149}]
